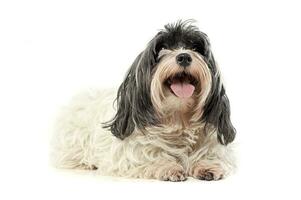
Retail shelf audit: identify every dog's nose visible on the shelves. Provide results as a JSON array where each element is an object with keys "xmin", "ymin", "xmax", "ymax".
[{"xmin": 176, "ymin": 53, "xmax": 192, "ymax": 67}]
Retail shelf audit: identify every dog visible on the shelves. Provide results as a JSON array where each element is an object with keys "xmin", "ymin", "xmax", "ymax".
[{"xmin": 52, "ymin": 20, "xmax": 236, "ymax": 181}]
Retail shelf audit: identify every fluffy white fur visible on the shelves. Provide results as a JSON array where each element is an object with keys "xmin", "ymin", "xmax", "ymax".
[
  {"xmin": 51, "ymin": 89, "xmax": 235, "ymax": 181},
  {"xmin": 51, "ymin": 21, "xmax": 237, "ymax": 181}
]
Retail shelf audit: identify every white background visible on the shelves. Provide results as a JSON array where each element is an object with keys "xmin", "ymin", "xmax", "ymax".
[{"xmin": 0, "ymin": 0, "xmax": 301, "ymax": 199}]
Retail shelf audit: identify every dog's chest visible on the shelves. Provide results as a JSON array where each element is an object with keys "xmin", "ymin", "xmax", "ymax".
[{"xmin": 146, "ymin": 125, "xmax": 206, "ymax": 155}]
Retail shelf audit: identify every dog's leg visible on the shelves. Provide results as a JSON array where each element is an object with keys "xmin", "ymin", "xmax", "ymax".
[
  {"xmin": 143, "ymin": 160, "xmax": 187, "ymax": 182},
  {"xmin": 189, "ymin": 161, "xmax": 225, "ymax": 181},
  {"xmin": 188, "ymin": 141, "xmax": 235, "ymax": 181},
  {"xmin": 95, "ymin": 139, "xmax": 187, "ymax": 181},
  {"xmin": 104, "ymin": 157, "xmax": 187, "ymax": 181}
]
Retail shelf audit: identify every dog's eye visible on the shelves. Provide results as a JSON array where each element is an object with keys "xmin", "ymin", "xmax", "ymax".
[
  {"xmin": 157, "ymin": 43, "xmax": 167, "ymax": 52},
  {"xmin": 159, "ymin": 45, "xmax": 167, "ymax": 51},
  {"xmin": 192, "ymin": 46, "xmax": 206, "ymax": 56},
  {"xmin": 190, "ymin": 45, "xmax": 198, "ymax": 51}
]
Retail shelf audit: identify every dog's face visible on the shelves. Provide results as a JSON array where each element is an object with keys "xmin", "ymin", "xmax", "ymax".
[
  {"xmin": 151, "ymin": 31, "xmax": 212, "ymax": 124},
  {"xmin": 104, "ymin": 21, "xmax": 235, "ymax": 145}
]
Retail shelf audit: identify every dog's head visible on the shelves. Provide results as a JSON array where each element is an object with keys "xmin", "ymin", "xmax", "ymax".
[{"xmin": 104, "ymin": 20, "xmax": 235, "ymax": 145}]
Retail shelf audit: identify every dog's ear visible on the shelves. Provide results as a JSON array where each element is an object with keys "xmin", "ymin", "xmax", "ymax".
[
  {"xmin": 103, "ymin": 42, "xmax": 159, "ymax": 139},
  {"xmin": 202, "ymin": 53, "xmax": 236, "ymax": 145}
]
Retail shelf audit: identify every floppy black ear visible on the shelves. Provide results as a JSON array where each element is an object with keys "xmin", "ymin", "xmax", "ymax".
[
  {"xmin": 103, "ymin": 43, "xmax": 159, "ymax": 139},
  {"xmin": 202, "ymin": 54, "xmax": 236, "ymax": 145}
]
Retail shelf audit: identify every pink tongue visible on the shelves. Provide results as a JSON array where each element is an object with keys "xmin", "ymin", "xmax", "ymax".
[{"xmin": 170, "ymin": 82, "xmax": 195, "ymax": 98}]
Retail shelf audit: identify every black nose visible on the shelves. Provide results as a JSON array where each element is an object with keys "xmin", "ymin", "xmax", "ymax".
[{"xmin": 176, "ymin": 53, "xmax": 192, "ymax": 67}]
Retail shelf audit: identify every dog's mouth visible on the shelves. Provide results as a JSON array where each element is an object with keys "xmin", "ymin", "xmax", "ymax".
[{"xmin": 164, "ymin": 72, "xmax": 198, "ymax": 98}]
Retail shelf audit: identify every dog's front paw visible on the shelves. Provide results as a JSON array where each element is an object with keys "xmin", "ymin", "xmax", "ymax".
[
  {"xmin": 156, "ymin": 165, "xmax": 187, "ymax": 182},
  {"xmin": 190, "ymin": 162, "xmax": 224, "ymax": 181}
]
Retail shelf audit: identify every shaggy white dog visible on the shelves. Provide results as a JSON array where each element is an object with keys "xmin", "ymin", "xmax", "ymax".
[{"xmin": 51, "ymin": 21, "xmax": 236, "ymax": 181}]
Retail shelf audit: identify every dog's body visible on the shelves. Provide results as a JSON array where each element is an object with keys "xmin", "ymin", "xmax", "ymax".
[{"xmin": 52, "ymin": 21, "xmax": 236, "ymax": 181}]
